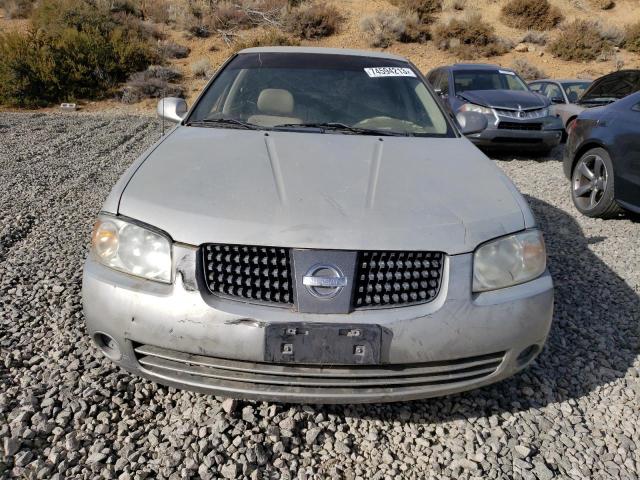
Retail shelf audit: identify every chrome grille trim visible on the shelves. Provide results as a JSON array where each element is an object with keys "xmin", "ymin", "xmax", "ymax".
[{"xmin": 134, "ymin": 344, "xmax": 505, "ymax": 390}]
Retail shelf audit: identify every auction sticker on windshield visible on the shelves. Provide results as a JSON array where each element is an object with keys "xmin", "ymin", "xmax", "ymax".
[{"xmin": 364, "ymin": 67, "xmax": 416, "ymax": 78}]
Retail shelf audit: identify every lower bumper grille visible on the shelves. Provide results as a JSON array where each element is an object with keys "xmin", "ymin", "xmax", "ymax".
[
  {"xmin": 498, "ymin": 121, "xmax": 542, "ymax": 131},
  {"xmin": 134, "ymin": 344, "xmax": 504, "ymax": 398}
]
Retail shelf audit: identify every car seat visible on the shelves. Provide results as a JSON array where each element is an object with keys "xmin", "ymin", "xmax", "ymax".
[{"xmin": 248, "ymin": 89, "xmax": 302, "ymax": 127}]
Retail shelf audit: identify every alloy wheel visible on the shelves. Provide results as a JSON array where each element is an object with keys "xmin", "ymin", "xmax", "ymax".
[{"xmin": 572, "ymin": 154, "xmax": 608, "ymax": 211}]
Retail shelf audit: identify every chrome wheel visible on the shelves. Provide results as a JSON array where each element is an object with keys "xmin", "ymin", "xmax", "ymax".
[{"xmin": 572, "ymin": 154, "xmax": 608, "ymax": 211}]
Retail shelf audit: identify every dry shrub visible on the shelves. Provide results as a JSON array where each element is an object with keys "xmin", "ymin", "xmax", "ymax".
[
  {"xmin": 234, "ymin": 29, "xmax": 300, "ymax": 51},
  {"xmin": 501, "ymin": 0, "xmax": 563, "ymax": 31},
  {"xmin": 142, "ymin": 0, "xmax": 177, "ymax": 24},
  {"xmin": 433, "ymin": 13, "xmax": 512, "ymax": 58},
  {"xmin": 549, "ymin": 20, "xmax": 617, "ymax": 61},
  {"xmin": 521, "ymin": 30, "xmax": 547, "ymax": 45},
  {"xmin": 625, "ymin": 22, "xmax": 640, "ymax": 53},
  {"xmin": 121, "ymin": 65, "xmax": 183, "ymax": 103},
  {"xmin": 389, "ymin": 0, "xmax": 441, "ymax": 22},
  {"xmin": 360, "ymin": 12, "xmax": 405, "ymax": 48},
  {"xmin": 0, "ymin": 0, "xmax": 36, "ymax": 18},
  {"xmin": 0, "ymin": 0, "xmax": 157, "ymax": 106},
  {"xmin": 285, "ymin": 3, "xmax": 343, "ymax": 39},
  {"xmin": 590, "ymin": 0, "xmax": 614, "ymax": 9},
  {"xmin": 444, "ymin": 0, "xmax": 466, "ymax": 10},
  {"xmin": 511, "ymin": 58, "xmax": 546, "ymax": 80},
  {"xmin": 190, "ymin": 58, "xmax": 211, "ymax": 78},
  {"xmin": 360, "ymin": 11, "xmax": 430, "ymax": 47},
  {"xmin": 209, "ymin": 2, "xmax": 252, "ymax": 30},
  {"xmin": 157, "ymin": 40, "xmax": 191, "ymax": 59}
]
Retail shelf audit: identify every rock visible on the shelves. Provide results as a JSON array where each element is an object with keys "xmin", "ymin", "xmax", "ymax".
[
  {"xmin": 220, "ymin": 462, "xmax": 238, "ymax": 479},
  {"xmin": 3, "ymin": 437, "xmax": 20, "ymax": 457},
  {"xmin": 221, "ymin": 398, "xmax": 238, "ymax": 415},
  {"xmin": 515, "ymin": 43, "xmax": 529, "ymax": 52}
]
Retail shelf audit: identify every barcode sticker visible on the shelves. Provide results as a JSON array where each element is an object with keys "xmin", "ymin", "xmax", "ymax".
[{"xmin": 364, "ymin": 67, "xmax": 416, "ymax": 78}]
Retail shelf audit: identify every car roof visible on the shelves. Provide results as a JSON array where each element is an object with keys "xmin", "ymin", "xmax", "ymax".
[
  {"xmin": 530, "ymin": 79, "xmax": 592, "ymax": 83},
  {"xmin": 236, "ymin": 46, "xmax": 408, "ymax": 62},
  {"xmin": 448, "ymin": 63, "xmax": 504, "ymax": 71}
]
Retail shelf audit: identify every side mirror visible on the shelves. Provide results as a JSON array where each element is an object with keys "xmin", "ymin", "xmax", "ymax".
[
  {"xmin": 550, "ymin": 96, "xmax": 565, "ymax": 104},
  {"xmin": 157, "ymin": 97, "xmax": 188, "ymax": 123},
  {"xmin": 456, "ymin": 111, "xmax": 488, "ymax": 135}
]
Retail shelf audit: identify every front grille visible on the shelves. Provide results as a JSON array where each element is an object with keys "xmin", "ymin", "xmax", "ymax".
[
  {"xmin": 498, "ymin": 121, "xmax": 542, "ymax": 131},
  {"xmin": 495, "ymin": 107, "xmax": 547, "ymax": 120},
  {"xmin": 201, "ymin": 245, "xmax": 445, "ymax": 310},
  {"xmin": 353, "ymin": 251, "xmax": 444, "ymax": 308},
  {"xmin": 134, "ymin": 344, "xmax": 504, "ymax": 398},
  {"xmin": 202, "ymin": 244, "xmax": 293, "ymax": 305}
]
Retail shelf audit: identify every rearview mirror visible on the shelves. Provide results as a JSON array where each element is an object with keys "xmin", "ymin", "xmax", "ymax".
[
  {"xmin": 157, "ymin": 97, "xmax": 188, "ymax": 123},
  {"xmin": 456, "ymin": 111, "xmax": 488, "ymax": 136}
]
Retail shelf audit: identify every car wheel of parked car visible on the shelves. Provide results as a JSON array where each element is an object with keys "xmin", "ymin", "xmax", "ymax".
[{"xmin": 571, "ymin": 148, "xmax": 622, "ymax": 218}]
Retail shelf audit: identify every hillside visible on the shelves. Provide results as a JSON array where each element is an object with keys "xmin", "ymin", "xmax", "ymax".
[{"xmin": 1, "ymin": 0, "xmax": 639, "ymax": 112}]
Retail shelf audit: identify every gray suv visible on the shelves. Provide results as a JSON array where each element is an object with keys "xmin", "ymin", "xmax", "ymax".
[
  {"xmin": 82, "ymin": 47, "xmax": 553, "ymax": 403},
  {"xmin": 427, "ymin": 64, "xmax": 563, "ymax": 153}
]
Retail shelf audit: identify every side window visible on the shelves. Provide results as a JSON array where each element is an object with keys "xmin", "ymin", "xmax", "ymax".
[
  {"xmin": 545, "ymin": 83, "xmax": 564, "ymax": 102},
  {"xmin": 529, "ymin": 83, "xmax": 543, "ymax": 93}
]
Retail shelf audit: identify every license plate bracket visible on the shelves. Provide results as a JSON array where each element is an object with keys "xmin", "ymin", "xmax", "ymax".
[{"xmin": 264, "ymin": 323, "xmax": 381, "ymax": 365}]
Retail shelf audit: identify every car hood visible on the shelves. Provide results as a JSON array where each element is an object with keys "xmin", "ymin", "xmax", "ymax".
[
  {"xmin": 118, "ymin": 127, "xmax": 528, "ymax": 254},
  {"xmin": 578, "ymin": 69, "xmax": 640, "ymax": 106},
  {"xmin": 458, "ymin": 90, "xmax": 548, "ymax": 110}
]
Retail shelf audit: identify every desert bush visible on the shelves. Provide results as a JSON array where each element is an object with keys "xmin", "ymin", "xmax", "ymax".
[
  {"xmin": 285, "ymin": 2, "xmax": 342, "ymax": 39},
  {"xmin": 511, "ymin": 58, "xmax": 546, "ymax": 80},
  {"xmin": 360, "ymin": 12, "xmax": 405, "ymax": 48},
  {"xmin": 121, "ymin": 65, "xmax": 183, "ymax": 103},
  {"xmin": 142, "ymin": 0, "xmax": 176, "ymax": 24},
  {"xmin": 234, "ymin": 29, "xmax": 300, "ymax": 51},
  {"xmin": 190, "ymin": 58, "xmax": 211, "ymax": 78},
  {"xmin": 433, "ymin": 13, "xmax": 512, "ymax": 58},
  {"xmin": 501, "ymin": 0, "xmax": 563, "ymax": 31},
  {"xmin": 157, "ymin": 40, "xmax": 191, "ymax": 59},
  {"xmin": 0, "ymin": 0, "xmax": 36, "ymax": 18},
  {"xmin": 548, "ymin": 20, "xmax": 615, "ymax": 61},
  {"xmin": 389, "ymin": 0, "xmax": 441, "ymax": 22},
  {"xmin": 590, "ymin": 0, "xmax": 614, "ymax": 9},
  {"xmin": 625, "ymin": 22, "xmax": 640, "ymax": 53},
  {"xmin": 209, "ymin": 2, "xmax": 252, "ymax": 30},
  {"xmin": 0, "ymin": 0, "xmax": 157, "ymax": 107},
  {"xmin": 360, "ymin": 11, "xmax": 429, "ymax": 47},
  {"xmin": 444, "ymin": 0, "xmax": 466, "ymax": 10},
  {"xmin": 521, "ymin": 30, "xmax": 547, "ymax": 45}
]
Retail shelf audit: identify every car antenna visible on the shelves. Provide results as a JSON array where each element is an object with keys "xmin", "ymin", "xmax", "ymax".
[{"xmin": 161, "ymin": 94, "xmax": 165, "ymax": 137}]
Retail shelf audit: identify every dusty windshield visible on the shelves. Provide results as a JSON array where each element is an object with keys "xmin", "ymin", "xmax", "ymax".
[
  {"xmin": 454, "ymin": 70, "xmax": 529, "ymax": 93},
  {"xmin": 188, "ymin": 52, "xmax": 453, "ymax": 137}
]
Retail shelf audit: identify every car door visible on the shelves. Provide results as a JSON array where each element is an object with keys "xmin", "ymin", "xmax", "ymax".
[{"xmin": 612, "ymin": 98, "xmax": 640, "ymax": 208}]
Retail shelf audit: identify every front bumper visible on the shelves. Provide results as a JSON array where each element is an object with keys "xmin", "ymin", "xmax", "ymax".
[
  {"xmin": 82, "ymin": 245, "xmax": 554, "ymax": 403},
  {"xmin": 467, "ymin": 128, "xmax": 563, "ymax": 149},
  {"xmin": 466, "ymin": 114, "xmax": 564, "ymax": 149}
]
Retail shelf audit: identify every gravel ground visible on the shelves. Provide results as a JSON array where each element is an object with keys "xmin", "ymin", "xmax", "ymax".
[{"xmin": 1, "ymin": 113, "xmax": 639, "ymax": 480}]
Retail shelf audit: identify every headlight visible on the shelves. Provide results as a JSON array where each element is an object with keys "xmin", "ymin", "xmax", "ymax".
[
  {"xmin": 473, "ymin": 230, "xmax": 546, "ymax": 292},
  {"xmin": 91, "ymin": 214, "xmax": 172, "ymax": 283},
  {"xmin": 539, "ymin": 107, "xmax": 549, "ymax": 117},
  {"xmin": 459, "ymin": 103, "xmax": 494, "ymax": 116}
]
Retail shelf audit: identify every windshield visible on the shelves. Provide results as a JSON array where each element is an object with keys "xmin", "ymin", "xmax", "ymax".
[
  {"xmin": 453, "ymin": 70, "xmax": 529, "ymax": 93},
  {"xmin": 562, "ymin": 81, "xmax": 592, "ymax": 102},
  {"xmin": 188, "ymin": 53, "xmax": 453, "ymax": 137}
]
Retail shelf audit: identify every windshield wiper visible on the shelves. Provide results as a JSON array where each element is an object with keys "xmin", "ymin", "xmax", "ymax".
[
  {"xmin": 273, "ymin": 122, "xmax": 409, "ymax": 136},
  {"xmin": 185, "ymin": 118, "xmax": 262, "ymax": 130}
]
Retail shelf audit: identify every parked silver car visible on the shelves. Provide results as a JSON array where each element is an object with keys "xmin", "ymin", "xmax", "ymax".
[
  {"xmin": 529, "ymin": 79, "xmax": 592, "ymax": 129},
  {"xmin": 82, "ymin": 47, "xmax": 553, "ymax": 403}
]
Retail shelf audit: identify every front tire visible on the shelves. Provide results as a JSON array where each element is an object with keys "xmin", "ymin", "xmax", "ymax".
[{"xmin": 571, "ymin": 147, "xmax": 621, "ymax": 218}]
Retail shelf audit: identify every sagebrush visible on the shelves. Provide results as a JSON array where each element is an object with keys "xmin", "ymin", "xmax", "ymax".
[
  {"xmin": 433, "ymin": 13, "xmax": 512, "ymax": 58},
  {"xmin": 549, "ymin": 20, "xmax": 617, "ymax": 61},
  {"xmin": 501, "ymin": 0, "xmax": 563, "ymax": 31},
  {"xmin": 360, "ymin": 11, "xmax": 430, "ymax": 47},
  {"xmin": 511, "ymin": 58, "xmax": 546, "ymax": 80},
  {"xmin": 285, "ymin": 3, "xmax": 342, "ymax": 39},
  {"xmin": 389, "ymin": 0, "xmax": 441, "ymax": 22},
  {"xmin": 0, "ymin": 0, "xmax": 157, "ymax": 107}
]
